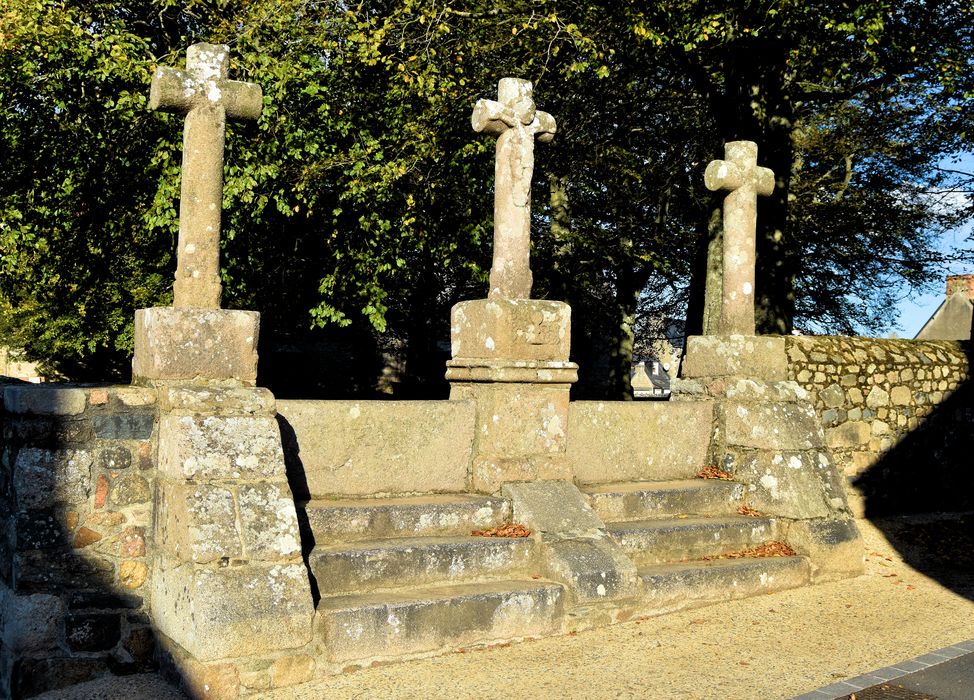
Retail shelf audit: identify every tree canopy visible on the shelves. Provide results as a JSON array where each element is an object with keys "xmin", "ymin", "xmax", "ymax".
[{"xmin": 1, "ymin": 0, "xmax": 971, "ymax": 393}]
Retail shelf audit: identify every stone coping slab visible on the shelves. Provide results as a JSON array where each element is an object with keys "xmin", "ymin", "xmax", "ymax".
[{"xmin": 277, "ymin": 399, "xmax": 474, "ymax": 497}]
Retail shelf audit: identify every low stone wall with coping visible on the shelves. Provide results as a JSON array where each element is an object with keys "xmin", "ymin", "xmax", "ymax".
[
  {"xmin": 784, "ymin": 337, "xmax": 973, "ymax": 515},
  {"xmin": 0, "ymin": 383, "xmax": 158, "ymax": 697}
]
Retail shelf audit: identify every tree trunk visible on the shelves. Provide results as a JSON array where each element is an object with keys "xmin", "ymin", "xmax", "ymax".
[
  {"xmin": 719, "ymin": 34, "xmax": 799, "ymax": 334},
  {"xmin": 684, "ymin": 204, "xmax": 721, "ymax": 338}
]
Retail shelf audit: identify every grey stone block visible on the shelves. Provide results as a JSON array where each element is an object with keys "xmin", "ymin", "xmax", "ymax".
[
  {"xmin": 724, "ymin": 378, "xmax": 810, "ymax": 403},
  {"xmin": 318, "ymin": 580, "xmax": 564, "ymax": 663},
  {"xmin": 64, "ymin": 612, "xmax": 121, "ymax": 652},
  {"xmin": 311, "ymin": 536, "xmax": 535, "ymax": 596},
  {"xmin": 151, "ymin": 560, "xmax": 314, "ymax": 661},
  {"xmin": 279, "ymin": 399, "xmax": 473, "ymax": 497},
  {"xmin": 682, "ymin": 335, "xmax": 788, "ymax": 380},
  {"xmin": 584, "ymin": 479, "xmax": 744, "ymax": 523},
  {"xmin": 238, "ymin": 482, "xmax": 302, "ymax": 562},
  {"xmin": 0, "ymin": 590, "xmax": 63, "ymax": 653},
  {"xmin": 159, "ymin": 385, "xmax": 275, "ymax": 415},
  {"xmin": 607, "ymin": 516, "xmax": 778, "ymax": 565},
  {"xmin": 502, "ymin": 481, "xmax": 604, "ymax": 538},
  {"xmin": 787, "ymin": 518, "xmax": 864, "ymax": 581},
  {"xmin": 15, "ymin": 510, "xmax": 67, "ymax": 550},
  {"xmin": 724, "ymin": 400, "xmax": 824, "ymax": 450},
  {"xmin": 65, "ymin": 590, "xmax": 143, "ymax": 610},
  {"xmin": 568, "ymin": 401, "xmax": 714, "ymax": 483},
  {"xmin": 304, "ymin": 494, "xmax": 510, "ymax": 544},
  {"xmin": 541, "ymin": 537, "xmax": 639, "ymax": 603},
  {"xmin": 92, "ymin": 414, "xmax": 154, "ymax": 440},
  {"xmin": 2, "ymin": 386, "xmax": 87, "ymax": 415},
  {"xmin": 730, "ymin": 451, "xmax": 837, "ymax": 519},
  {"xmin": 13, "ymin": 448, "xmax": 92, "ymax": 510},
  {"xmin": 157, "ymin": 481, "xmax": 241, "ymax": 563},
  {"xmin": 14, "ymin": 550, "xmax": 114, "ymax": 594},
  {"xmin": 158, "ymin": 413, "xmax": 285, "ymax": 480},
  {"xmin": 636, "ymin": 556, "xmax": 810, "ymax": 614},
  {"xmin": 132, "ymin": 307, "xmax": 260, "ymax": 383}
]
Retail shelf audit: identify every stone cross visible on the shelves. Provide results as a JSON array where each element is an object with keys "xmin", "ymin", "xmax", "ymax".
[
  {"xmin": 472, "ymin": 78, "xmax": 556, "ymax": 300},
  {"xmin": 149, "ymin": 43, "xmax": 263, "ymax": 308},
  {"xmin": 704, "ymin": 141, "xmax": 775, "ymax": 336}
]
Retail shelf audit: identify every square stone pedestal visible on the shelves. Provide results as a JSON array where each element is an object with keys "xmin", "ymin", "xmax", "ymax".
[
  {"xmin": 446, "ymin": 298, "xmax": 578, "ymax": 493},
  {"xmin": 681, "ymin": 334, "xmax": 787, "ymax": 380},
  {"xmin": 132, "ymin": 307, "xmax": 259, "ymax": 384}
]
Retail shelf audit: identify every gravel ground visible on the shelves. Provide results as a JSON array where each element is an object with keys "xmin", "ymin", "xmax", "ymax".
[{"xmin": 37, "ymin": 516, "xmax": 974, "ymax": 700}]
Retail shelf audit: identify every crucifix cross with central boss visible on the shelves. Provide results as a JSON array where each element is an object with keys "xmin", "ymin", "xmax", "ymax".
[
  {"xmin": 472, "ymin": 78, "xmax": 556, "ymax": 300},
  {"xmin": 149, "ymin": 43, "xmax": 262, "ymax": 309}
]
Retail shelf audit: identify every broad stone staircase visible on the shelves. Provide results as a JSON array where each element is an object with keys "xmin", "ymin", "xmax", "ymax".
[
  {"xmin": 584, "ymin": 480, "xmax": 811, "ymax": 615},
  {"xmin": 300, "ymin": 479, "xmax": 811, "ymax": 668},
  {"xmin": 302, "ymin": 495, "xmax": 563, "ymax": 667}
]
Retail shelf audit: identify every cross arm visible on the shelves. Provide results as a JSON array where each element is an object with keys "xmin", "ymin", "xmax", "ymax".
[
  {"xmin": 533, "ymin": 111, "xmax": 556, "ymax": 143},
  {"xmin": 148, "ymin": 67, "xmax": 195, "ymax": 114},
  {"xmin": 704, "ymin": 159, "xmax": 743, "ymax": 193},
  {"xmin": 149, "ymin": 67, "xmax": 262, "ymax": 120},
  {"xmin": 218, "ymin": 81, "xmax": 263, "ymax": 120},
  {"xmin": 472, "ymin": 98, "xmax": 518, "ymax": 135},
  {"xmin": 705, "ymin": 159, "xmax": 774, "ymax": 196}
]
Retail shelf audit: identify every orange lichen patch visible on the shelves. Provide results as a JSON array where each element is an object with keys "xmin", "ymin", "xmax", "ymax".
[
  {"xmin": 472, "ymin": 523, "xmax": 532, "ymax": 538},
  {"xmin": 701, "ymin": 541, "xmax": 797, "ymax": 561},
  {"xmin": 737, "ymin": 504, "xmax": 763, "ymax": 517},
  {"xmin": 696, "ymin": 465, "xmax": 734, "ymax": 480}
]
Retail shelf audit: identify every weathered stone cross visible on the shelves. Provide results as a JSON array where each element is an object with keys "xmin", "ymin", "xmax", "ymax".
[
  {"xmin": 704, "ymin": 140, "xmax": 775, "ymax": 336},
  {"xmin": 472, "ymin": 78, "xmax": 556, "ymax": 300},
  {"xmin": 149, "ymin": 43, "xmax": 263, "ymax": 308}
]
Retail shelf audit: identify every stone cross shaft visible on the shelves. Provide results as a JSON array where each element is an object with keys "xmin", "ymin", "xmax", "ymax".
[
  {"xmin": 472, "ymin": 78, "xmax": 556, "ymax": 300},
  {"xmin": 150, "ymin": 43, "xmax": 263, "ymax": 308},
  {"xmin": 704, "ymin": 140, "xmax": 775, "ymax": 336}
]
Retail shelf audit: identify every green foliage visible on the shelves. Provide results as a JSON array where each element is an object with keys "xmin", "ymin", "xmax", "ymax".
[{"xmin": 0, "ymin": 0, "xmax": 971, "ymax": 387}]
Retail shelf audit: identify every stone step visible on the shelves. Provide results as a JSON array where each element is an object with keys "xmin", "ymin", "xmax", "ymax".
[
  {"xmin": 606, "ymin": 516, "xmax": 778, "ymax": 565},
  {"xmin": 636, "ymin": 556, "xmax": 811, "ymax": 615},
  {"xmin": 303, "ymin": 494, "xmax": 510, "ymax": 545},
  {"xmin": 310, "ymin": 536, "xmax": 536, "ymax": 596},
  {"xmin": 318, "ymin": 579, "xmax": 565, "ymax": 664},
  {"xmin": 584, "ymin": 479, "xmax": 745, "ymax": 523}
]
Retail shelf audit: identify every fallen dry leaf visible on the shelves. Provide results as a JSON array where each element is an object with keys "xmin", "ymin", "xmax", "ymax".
[
  {"xmin": 737, "ymin": 504, "xmax": 763, "ymax": 517},
  {"xmin": 701, "ymin": 541, "xmax": 796, "ymax": 561},
  {"xmin": 472, "ymin": 523, "xmax": 531, "ymax": 538},
  {"xmin": 697, "ymin": 465, "xmax": 734, "ymax": 480}
]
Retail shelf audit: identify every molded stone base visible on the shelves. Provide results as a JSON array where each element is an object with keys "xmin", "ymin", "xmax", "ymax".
[
  {"xmin": 448, "ymin": 298, "xmax": 577, "ymax": 493},
  {"xmin": 450, "ymin": 379, "xmax": 574, "ymax": 492},
  {"xmin": 132, "ymin": 307, "xmax": 259, "ymax": 384}
]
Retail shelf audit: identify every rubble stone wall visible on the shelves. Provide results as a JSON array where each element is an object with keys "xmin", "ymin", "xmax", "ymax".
[
  {"xmin": 784, "ymin": 337, "xmax": 974, "ymax": 515},
  {"xmin": 0, "ymin": 384, "xmax": 158, "ymax": 697}
]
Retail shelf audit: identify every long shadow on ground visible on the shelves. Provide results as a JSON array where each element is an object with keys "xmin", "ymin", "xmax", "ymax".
[{"xmin": 854, "ymin": 340, "xmax": 974, "ymax": 603}]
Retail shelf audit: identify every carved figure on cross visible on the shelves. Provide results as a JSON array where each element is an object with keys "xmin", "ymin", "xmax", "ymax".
[
  {"xmin": 705, "ymin": 140, "xmax": 775, "ymax": 336},
  {"xmin": 472, "ymin": 78, "xmax": 556, "ymax": 300},
  {"xmin": 150, "ymin": 43, "xmax": 263, "ymax": 308}
]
